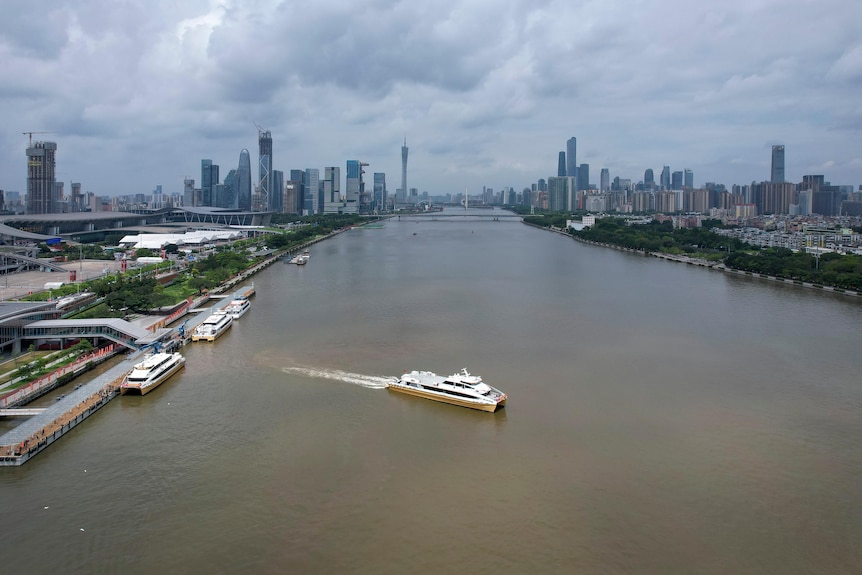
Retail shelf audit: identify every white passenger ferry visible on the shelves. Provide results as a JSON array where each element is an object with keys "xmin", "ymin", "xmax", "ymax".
[
  {"xmin": 191, "ymin": 311, "xmax": 233, "ymax": 342},
  {"xmin": 224, "ymin": 295, "xmax": 251, "ymax": 319},
  {"xmin": 389, "ymin": 369, "xmax": 507, "ymax": 412},
  {"xmin": 120, "ymin": 352, "xmax": 186, "ymax": 395}
]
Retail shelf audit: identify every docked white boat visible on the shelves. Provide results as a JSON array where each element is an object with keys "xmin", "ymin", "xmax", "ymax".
[
  {"xmin": 120, "ymin": 352, "xmax": 186, "ymax": 395},
  {"xmin": 389, "ymin": 369, "xmax": 507, "ymax": 412},
  {"xmin": 191, "ymin": 311, "xmax": 233, "ymax": 342},
  {"xmin": 224, "ymin": 296, "xmax": 251, "ymax": 319}
]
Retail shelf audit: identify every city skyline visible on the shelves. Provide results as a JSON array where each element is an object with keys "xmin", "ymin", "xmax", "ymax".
[{"xmin": 1, "ymin": 0, "xmax": 861, "ymax": 198}]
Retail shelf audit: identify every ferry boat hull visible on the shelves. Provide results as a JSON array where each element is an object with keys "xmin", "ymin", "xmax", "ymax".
[
  {"xmin": 388, "ymin": 369, "xmax": 507, "ymax": 412},
  {"xmin": 191, "ymin": 312, "xmax": 233, "ymax": 342},
  {"xmin": 120, "ymin": 354, "xmax": 186, "ymax": 396},
  {"xmin": 387, "ymin": 381, "xmax": 505, "ymax": 412}
]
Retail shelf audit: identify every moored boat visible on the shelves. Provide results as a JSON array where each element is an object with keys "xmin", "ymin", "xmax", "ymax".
[
  {"xmin": 120, "ymin": 352, "xmax": 186, "ymax": 395},
  {"xmin": 224, "ymin": 295, "xmax": 251, "ymax": 319},
  {"xmin": 191, "ymin": 311, "xmax": 233, "ymax": 342},
  {"xmin": 388, "ymin": 369, "xmax": 507, "ymax": 412}
]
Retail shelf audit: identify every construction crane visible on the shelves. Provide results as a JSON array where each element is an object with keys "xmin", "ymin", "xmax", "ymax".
[{"xmin": 23, "ymin": 131, "xmax": 55, "ymax": 146}]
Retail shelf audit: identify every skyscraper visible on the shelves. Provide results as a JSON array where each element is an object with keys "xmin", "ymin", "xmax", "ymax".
[
  {"xmin": 221, "ymin": 169, "xmax": 238, "ymax": 208},
  {"xmin": 400, "ymin": 137, "xmax": 408, "ymax": 205},
  {"xmin": 660, "ymin": 166, "xmax": 671, "ymax": 190},
  {"xmin": 272, "ymin": 170, "xmax": 284, "ymax": 213},
  {"xmin": 26, "ymin": 140, "xmax": 57, "ymax": 214},
  {"xmin": 201, "ymin": 159, "xmax": 219, "ymax": 206},
  {"xmin": 237, "ymin": 149, "xmax": 252, "ymax": 211},
  {"xmin": 373, "ymin": 172, "xmax": 386, "ymax": 212},
  {"xmin": 258, "ymin": 129, "xmax": 273, "ymax": 210},
  {"xmin": 303, "ymin": 169, "xmax": 318, "ymax": 215},
  {"xmin": 557, "ymin": 152, "xmax": 566, "ymax": 177},
  {"xmin": 566, "ymin": 137, "xmax": 577, "ymax": 179},
  {"xmin": 600, "ymin": 168, "xmax": 610, "ymax": 192},
  {"xmin": 684, "ymin": 169, "xmax": 694, "ymax": 189},
  {"xmin": 671, "ymin": 171, "xmax": 683, "ymax": 190},
  {"xmin": 771, "ymin": 145, "xmax": 785, "ymax": 183},
  {"xmin": 578, "ymin": 164, "xmax": 589, "ymax": 191},
  {"xmin": 323, "ymin": 167, "xmax": 341, "ymax": 214},
  {"xmin": 290, "ymin": 169, "xmax": 305, "ymax": 214},
  {"xmin": 644, "ymin": 169, "xmax": 655, "ymax": 190}
]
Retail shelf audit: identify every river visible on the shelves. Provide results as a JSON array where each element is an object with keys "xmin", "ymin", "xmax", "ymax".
[{"xmin": 1, "ymin": 209, "xmax": 860, "ymax": 574}]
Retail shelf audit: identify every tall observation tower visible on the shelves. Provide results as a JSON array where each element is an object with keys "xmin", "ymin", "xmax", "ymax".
[{"xmin": 399, "ymin": 137, "xmax": 408, "ymax": 205}]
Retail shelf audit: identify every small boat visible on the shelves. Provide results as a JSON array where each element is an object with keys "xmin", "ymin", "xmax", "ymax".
[
  {"xmin": 191, "ymin": 311, "xmax": 233, "ymax": 342},
  {"xmin": 389, "ymin": 369, "xmax": 507, "ymax": 412},
  {"xmin": 120, "ymin": 352, "xmax": 186, "ymax": 395}
]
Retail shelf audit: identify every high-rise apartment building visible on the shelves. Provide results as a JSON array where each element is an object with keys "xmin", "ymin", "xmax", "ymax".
[
  {"xmin": 557, "ymin": 152, "xmax": 566, "ymax": 177},
  {"xmin": 237, "ymin": 149, "xmax": 252, "ymax": 211},
  {"xmin": 771, "ymin": 145, "xmax": 785, "ymax": 183},
  {"xmin": 566, "ymin": 137, "xmax": 578, "ymax": 179},
  {"xmin": 258, "ymin": 129, "xmax": 273, "ymax": 210},
  {"xmin": 26, "ymin": 141, "xmax": 58, "ymax": 214},
  {"xmin": 547, "ymin": 176, "xmax": 573, "ymax": 211}
]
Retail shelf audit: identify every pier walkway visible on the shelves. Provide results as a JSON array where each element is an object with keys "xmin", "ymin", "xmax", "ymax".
[{"xmin": 0, "ymin": 353, "xmax": 138, "ymax": 465}]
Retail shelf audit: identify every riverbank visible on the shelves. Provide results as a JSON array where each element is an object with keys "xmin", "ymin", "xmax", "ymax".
[
  {"xmin": 525, "ymin": 221, "xmax": 862, "ymax": 299},
  {"xmin": 0, "ymin": 225, "xmax": 354, "ymax": 466}
]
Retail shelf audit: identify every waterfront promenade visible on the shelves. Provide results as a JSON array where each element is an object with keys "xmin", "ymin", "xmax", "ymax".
[{"xmin": 0, "ymin": 230, "xmax": 341, "ymax": 465}]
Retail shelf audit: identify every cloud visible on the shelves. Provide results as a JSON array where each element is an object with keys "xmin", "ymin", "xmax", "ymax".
[{"xmin": 0, "ymin": 0, "xmax": 861, "ymax": 197}]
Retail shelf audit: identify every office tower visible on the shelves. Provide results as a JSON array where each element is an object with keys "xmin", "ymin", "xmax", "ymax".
[
  {"xmin": 304, "ymin": 169, "xmax": 318, "ymax": 215},
  {"xmin": 373, "ymin": 172, "xmax": 386, "ymax": 211},
  {"xmin": 221, "ymin": 169, "xmax": 238, "ymax": 209},
  {"xmin": 237, "ymin": 149, "xmax": 252, "ymax": 211},
  {"xmin": 671, "ymin": 171, "xmax": 683, "ymax": 190},
  {"xmin": 258, "ymin": 129, "xmax": 273, "ymax": 210},
  {"xmin": 537, "ymin": 178, "xmax": 547, "ymax": 192},
  {"xmin": 771, "ymin": 145, "xmax": 785, "ymax": 183},
  {"xmin": 284, "ymin": 181, "xmax": 300, "ymax": 215},
  {"xmin": 577, "ymin": 164, "xmax": 589, "ymax": 191},
  {"xmin": 201, "ymin": 159, "xmax": 219, "ymax": 206},
  {"xmin": 183, "ymin": 178, "xmax": 195, "ymax": 207},
  {"xmin": 322, "ymin": 167, "xmax": 341, "ymax": 213},
  {"xmin": 684, "ymin": 169, "xmax": 693, "ymax": 189},
  {"xmin": 347, "ymin": 160, "xmax": 369, "ymax": 212},
  {"xmin": 557, "ymin": 152, "xmax": 566, "ymax": 177},
  {"xmin": 26, "ymin": 140, "xmax": 57, "ymax": 214},
  {"xmin": 272, "ymin": 170, "xmax": 284, "ymax": 212},
  {"xmin": 644, "ymin": 169, "xmax": 655, "ymax": 190},
  {"xmin": 566, "ymin": 137, "xmax": 578, "ymax": 179},
  {"xmin": 290, "ymin": 170, "xmax": 305, "ymax": 213},
  {"xmin": 400, "ymin": 137, "xmax": 408, "ymax": 205},
  {"xmin": 600, "ymin": 168, "xmax": 610, "ymax": 192},
  {"xmin": 660, "ymin": 166, "xmax": 670, "ymax": 190}
]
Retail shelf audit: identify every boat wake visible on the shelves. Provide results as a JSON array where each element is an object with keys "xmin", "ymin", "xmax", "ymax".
[{"xmin": 282, "ymin": 367, "xmax": 392, "ymax": 390}]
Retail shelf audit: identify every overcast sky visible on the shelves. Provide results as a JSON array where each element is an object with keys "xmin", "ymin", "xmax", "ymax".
[{"xmin": 1, "ymin": 0, "xmax": 861, "ymax": 199}]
